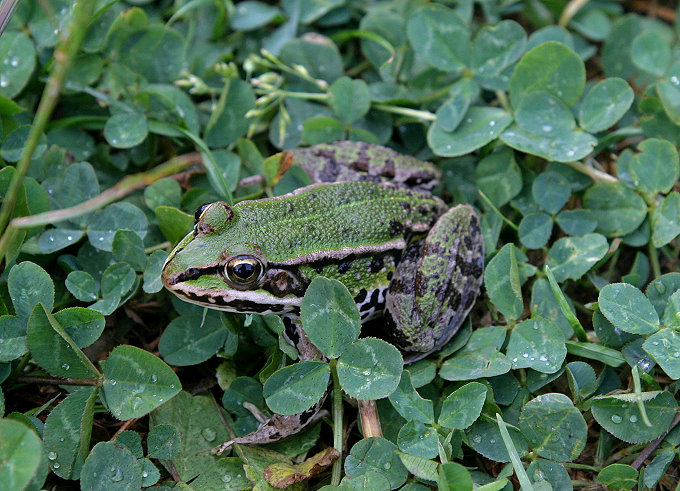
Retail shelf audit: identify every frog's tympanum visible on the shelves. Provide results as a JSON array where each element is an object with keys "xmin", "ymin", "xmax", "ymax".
[{"xmin": 162, "ymin": 141, "xmax": 484, "ymax": 450}]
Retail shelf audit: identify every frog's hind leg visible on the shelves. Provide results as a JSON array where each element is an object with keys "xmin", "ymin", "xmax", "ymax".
[
  {"xmin": 385, "ymin": 204, "xmax": 484, "ymax": 363},
  {"xmin": 212, "ymin": 315, "xmax": 327, "ymax": 453}
]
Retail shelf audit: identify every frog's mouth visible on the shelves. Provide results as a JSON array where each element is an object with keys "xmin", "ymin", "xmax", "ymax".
[{"xmin": 166, "ymin": 279, "xmax": 302, "ymax": 314}]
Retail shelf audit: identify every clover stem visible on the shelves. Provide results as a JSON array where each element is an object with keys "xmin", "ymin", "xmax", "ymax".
[{"xmin": 330, "ymin": 359, "xmax": 344, "ymax": 486}]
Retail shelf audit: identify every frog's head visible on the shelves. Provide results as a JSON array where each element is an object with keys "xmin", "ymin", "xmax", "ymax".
[{"xmin": 161, "ymin": 201, "xmax": 304, "ymax": 314}]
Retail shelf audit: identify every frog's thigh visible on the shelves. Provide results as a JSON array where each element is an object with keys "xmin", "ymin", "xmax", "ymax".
[{"xmin": 385, "ymin": 204, "xmax": 484, "ymax": 360}]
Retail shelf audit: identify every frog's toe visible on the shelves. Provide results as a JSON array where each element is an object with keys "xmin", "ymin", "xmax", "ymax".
[{"xmin": 385, "ymin": 204, "xmax": 484, "ymax": 361}]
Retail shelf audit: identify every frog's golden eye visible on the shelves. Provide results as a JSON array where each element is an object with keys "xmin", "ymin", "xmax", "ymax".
[{"xmin": 225, "ymin": 256, "xmax": 264, "ymax": 286}]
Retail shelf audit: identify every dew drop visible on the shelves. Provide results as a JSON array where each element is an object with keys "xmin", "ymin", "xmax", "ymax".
[
  {"xmin": 522, "ymin": 353, "xmax": 529, "ymax": 358},
  {"xmin": 472, "ymin": 435, "xmax": 482, "ymax": 443},
  {"xmin": 62, "ymin": 363, "xmax": 70, "ymax": 371},
  {"xmin": 611, "ymin": 414, "xmax": 622, "ymax": 423},
  {"xmin": 383, "ymin": 462, "xmax": 391, "ymax": 470},
  {"xmin": 672, "ymin": 75, "xmax": 680, "ymax": 86},
  {"xmin": 489, "ymin": 438, "xmax": 496, "ymax": 444},
  {"xmin": 151, "ymin": 374, "xmax": 157, "ymax": 382},
  {"xmin": 202, "ymin": 427, "xmax": 216, "ymax": 442},
  {"xmin": 47, "ymin": 451, "xmax": 57, "ymax": 461},
  {"xmin": 539, "ymin": 355, "xmax": 548, "ymax": 362},
  {"xmin": 567, "ymin": 150, "xmax": 575, "ymax": 157},
  {"xmin": 10, "ymin": 58, "xmax": 18, "ymax": 67},
  {"xmin": 541, "ymin": 124, "xmax": 552, "ymax": 133},
  {"xmin": 0, "ymin": 75, "xmax": 8, "ymax": 88},
  {"xmin": 142, "ymin": 471, "xmax": 148, "ymax": 478},
  {"xmin": 489, "ymin": 120, "xmax": 496, "ymax": 127},
  {"xmin": 67, "ymin": 235, "xmax": 72, "ymax": 241},
  {"xmin": 49, "ymin": 236, "xmax": 55, "ymax": 242},
  {"xmin": 111, "ymin": 468, "xmax": 124, "ymax": 482},
  {"xmin": 222, "ymin": 475, "xmax": 232, "ymax": 483},
  {"xmin": 629, "ymin": 415, "xmax": 638, "ymax": 423},
  {"xmin": 673, "ymin": 352, "xmax": 680, "ymax": 358},
  {"xmin": 170, "ymin": 384, "xmax": 175, "ymax": 389},
  {"xmin": 53, "ymin": 462, "xmax": 60, "ymax": 469}
]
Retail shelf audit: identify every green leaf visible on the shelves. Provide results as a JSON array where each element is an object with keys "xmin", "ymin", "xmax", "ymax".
[
  {"xmin": 101, "ymin": 262, "xmax": 136, "ymax": 298},
  {"xmin": 532, "ymin": 171, "xmax": 571, "ymax": 214},
  {"xmin": 279, "ymin": 36, "xmax": 343, "ymax": 86},
  {"xmin": 506, "ymin": 318, "xmax": 566, "ymax": 374},
  {"xmin": 472, "ymin": 20, "xmax": 526, "ymax": 79},
  {"xmin": 628, "ymin": 138, "xmax": 679, "ymax": 195},
  {"xmin": 516, "ymin": 91, "xmax": 575, "ymax": 137},
  {"xmin": 439, "ymin": 382, "xmax": 487, "ymax": 430},
  {"xmin": 337, "ymin": 338, "xmax": 402, "ymax": 400},
  {"xmin": 579, "ymin": 78, "xmax": 634, "ymax": 132},
  {"xmin": 468, "ymin": 418, "xmax": 528, "ymax": 463},
  {"xmin": 102, "ymin": 345, "xmax": 181, "ymax": 420},
  {"xmin": 150, "ymin": 392, "xmax": 231, "ymax": 481},
  {"xmin": 114, "ymin": 431, "xmax": 142, "ymax": 458},
  {"xmin": 555, "ymin": 209, "xmax": 597, "ymax": 236},
  {"xmin": 631, "ymin": 30, "xmax": 670, "ymax": 77},
  {"xmin": 438, "ymin": 462, "xmax": 473, "ymax": 491},
  {"xmin": 394, "ymin": 451, "xmax": 438, "ymax": 482},
  {"xmin": 112, "ymin": 230, "xmax": 146, "ymax": 271},
  {"xmin": 656, "ymin": 80, "xmax": 680, "ymax": 124},
  {"xmin": 428, "ymin": 107, "xmax": 512, "ymax": 157},
  {"xmin": 440, "ymin": 326, "xmax": 511, "ymax": 381},
  {"xmin": 8, "ymin": 261, "xmax": 54, "ymax": 319},
  {"xmin": 144, "ymin": 177, "xmax": 181, "ymax": 210},
  {"xmin": 65, "ymin": 271, "xmax": 98, "ymax": 302},
  {"xmin": 519, "ymin": 213, "xmax": 553, "ymax": 249},
  {"xmin": 0, "ymin": 30, "xmax": 36, "ymax": 98},
  {"xmin": 597, "ymin": 464, "xmax": 638, "ymax": 491},
  {"xmin": 344, "ymin": 437, "xmax": 408, "ymax": 489},
  {"xmin": 143, "ymin": 250, "xmax": 167, "ymax": 294},
  {"xmin": 406, "ymin": 4, "xmax": 469, "ymax": 73},
  {"xmin": 43, "ymin": 387, "xmax": 97, "ymax": 479},
  {"xmin": 642, "ymin": 329, "xmax": 680, "ymax": 379},
  {"xmin": 120, "ymin": 25, "xmax": 185, "ymax": 83},
  {"xmin": 599, "ymin": 283, "xmax": 660, "ymax": 335},
  {"xmin": 527, "ymin": 459, "xmax": 573, "ymax": 490},
  {"xmin": 436, "ymin": 79, "xmax": 479, "ymax": 132},
  {"xmin": 0, "ymin": 126, "xmax": 46, "ymax": 162},
  {"xmin": 0, "ymin": 419, "xmax": 43, "ymax": 490},
  {"xmin": 591, "ymin": 391, "xmax": 677, "ymax": 443},
  {"xmin": 651, "ymin": 191, "xmax": 680, "ymax": 247},
  {"xmin": 26, "ymin": 304, "xmax": 99, "ymax": 378},
  {"xmin": 302, "ymin": 116, "xmax": 346, "ymax": 144},
  {"xmin": 0, "ymin": 316, "xmax": 27, "ymax": 362},
  {"xmin": 55, "ymin": 307, "xmax": 105, "ymax": 349},
  {"xmin": 509, "ymin": 41, "xmax": 585, "ymax": 108},
  {"xmin": 147, "ymin": 424, "xmax": 181, "ymax": 459},
  {"xmin": 388, "ymin": 371, "xmax": 434, "ymax": 424},
  {"xmin": 38, "ymin": 229, "xmax": 85, "ymax": 254},
  {"xmin": 518, "ymin": 393, "xmax": 587, "ymax": 462},
  {"xmin": 87, "ymin": 202, "xmax": 148, "ymax": 252},
  {"xmin": 80, "ymin": 441, "xmax": 142, "ymax": 491},
  {"xmin": 328, "ymin": 77, "xmax": 370, "ymax": 124},
  {"xmin": 104, "ymin": 112, "xmax": 148, "ymax": 148},
  {"xmin": 583, "ymin": 183, "xmax": 647, "ymax": 237},
  {"xmin": 546, "ymin": 233, "xmax": 608, "ymax": 282},
  {"xmin": 263, "ymin": 361, "xmax": 330, "ymax": 415},
  {"xmin": 301, "ymin": 277, "xmax": 361, "ymax": 359},
  {"xmin": 500, "ymin": 125, "xmax": 597, "ymax": 162},
  {"xmin": 159, "ymin": 313, "xmax": 229, "ymax": 366},
  {"xmin": 155, "ymin": 205, "xmax": 193, "ymax": 244},
  {"xmin": 475, "ymin": 148, "xmax": 522, "ymax": 207},
  {"xmin": 203, "ymin": 78, "xmax": 256, "ymax": 147},
  {"xmin": 484, "ymin": 244, "xmax": 523, "ymax": 320},
  {"xmin": 397, "ymin": 421, "xmax": 438, "ymax": 459},
  {"xmin": 230, "ymin": 1, "xmax": 281, "ymax": 31}
]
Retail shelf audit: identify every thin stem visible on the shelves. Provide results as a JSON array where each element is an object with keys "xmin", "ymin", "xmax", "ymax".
[
  {"xmin": 16, "ymin": 376, "xmax": 101, "ymax": 386},
  {"xmin": 649, "ymin": 235, "xmax": 662, "ymax": 279},
  {"xmin": 372, "ymin": 103, "xmax": 437, "ymax": 121},
  {"xmin": 478, "ymin": 190, "xmax": 520, "ymax": 231},
  {"xmin": 0, "ymin": 0, "xmax": 96, "ymax": 237},
  {"xmin": 330, "ymin": 359, "xmax": 343, "ymax": 486},
  {"xmin": 559, "ymin": 0, "xmax": 590, "ymax": 27},
  {"xmin": 10, "ymin": 152, "xmax": 201, "ymax": 230},
  {"xmin": 563, "ymin": 160, "xmax": 618, "ymax": 183}
]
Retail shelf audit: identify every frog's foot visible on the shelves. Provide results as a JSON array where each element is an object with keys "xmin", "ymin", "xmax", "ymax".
[
  {"xmin": 385, "ymin": 204, "xmax": 484, "ymax": 363},
  {"xmin": 212, "ymin": 402, "xmax": 328, "ymax": 454}
]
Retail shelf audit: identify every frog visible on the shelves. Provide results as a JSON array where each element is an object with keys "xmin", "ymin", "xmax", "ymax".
[{"xmin": 161, "ymin": 141, "xmax": 484, "ymax": 451}]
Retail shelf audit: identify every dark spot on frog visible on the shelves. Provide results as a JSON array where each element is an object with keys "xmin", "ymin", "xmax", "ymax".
[
  {"xmin": 369, "ymin": 256, "xmax": 384, "ymax": 273},
  {"xmin": 361, "ymin": 290, "xmax": 380, "ymax": 312},
  {"xmin": 389, "ymin": 219, "xmax": 404, "ymax": 236},
  {"xmin": 338, "ymin": 260, "xmax": 352, "ymax": 274},
  {"xmin": 387, "ymin": 271, "xmax": 393, "ymax": 281},
  {"xmin": 400, "ymin": 202, "xmax": 411, "ymax": 214},
  {"xmin": 381, "ymin": 159, "xmax": 396, "ymax": 178},
  {"xmin": 313, "ymin": 265, "xmax": 324, "ymax": 274},
  {"xmin": 354, "ymin": 288, "xmax": 367, "ymax": 303}
]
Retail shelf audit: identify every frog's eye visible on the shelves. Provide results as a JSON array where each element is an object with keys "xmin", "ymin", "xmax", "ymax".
[
  {"xmin": 225, "ymin": 256, "xmax": 264, "ymax": 287},
  {"xmin": 194, "ymin": 203, "xmax": 212, "ymax": 224}
]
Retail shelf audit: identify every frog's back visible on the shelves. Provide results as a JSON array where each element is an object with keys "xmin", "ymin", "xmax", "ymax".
[
  {"xmin": 232, "ymin": 181, "xmax": 447, "ymax": 264},
  {"xmin": 292, "ymin": 141, "xmax": 441, "ymax": 191}
]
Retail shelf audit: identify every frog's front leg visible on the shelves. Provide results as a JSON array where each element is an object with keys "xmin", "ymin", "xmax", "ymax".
[
  {"xmin": 385, "ymin": 204, "xmax": 484, "ymax": 363},
  {"xmin": 213, "ymin": 316, "xmax": 326, "ymax": 453}
]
